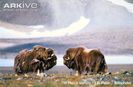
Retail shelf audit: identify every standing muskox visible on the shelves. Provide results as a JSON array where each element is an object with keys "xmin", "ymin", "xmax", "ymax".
[
  {"xmin": 14, "ymin": 45, "xmax": 57, "ymax": 74},
  {"xmin": 63, "ymin": 47, "xmax": 108, "ymax": 75}
]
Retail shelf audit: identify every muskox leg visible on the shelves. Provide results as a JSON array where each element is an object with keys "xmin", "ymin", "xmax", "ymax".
[
  {"xmin": 36, "ymin": 68, "xmax": 44, "ymax": 76},
  {"xmin": 35, "ymin": 62, "xmax": 43, "ymax": 75},
  {"xmin": 85, "ymin": 67, "xmax": 90, "ymax": 75},
  {"xmin": 75, "ymin": 71, "xmax": 79, "ymax": 76},
  {"xmin": 76, "ymin": 66, "xmax": 82, "ymax": 76},
  {"xmin": 35, "ymin": 61, "xmax": 47, "ymax": 77},
  {"xmin": 37, "ymin": 69, "xmax": 40, "ymax": 76},
  {"xmin": 98, "ymin": 60, "xmax": 108, "ymax": 74},
  {"xmin": 74, "ymin": 67, "xmax": 81, "ymax": 76},
  {"xmin": 94, "ymin": 57, "xmax": 103, "ymax": 74},
  {"xmin": 89, "ymin": 64, "xmax": 96, "ymax": 75},
  {"xmin": 37, "ymin": 69, "xmax": 47, "ymax": 77},
  {"xmin": 31, "ymin": 59, "xmax": 44, "ymax": 73},
  {"xmin": 83, "ymin": 64, "xmax": 91, "ymax": 75}
]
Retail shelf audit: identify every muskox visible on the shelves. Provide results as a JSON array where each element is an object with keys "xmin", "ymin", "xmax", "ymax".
[
  {"xmin": 14, "ymin": 45, "xmax": 57, "ymax": 75},
  {"xmin": 63, "ymin": 47, "xmax": 108, "ymax": 75}
]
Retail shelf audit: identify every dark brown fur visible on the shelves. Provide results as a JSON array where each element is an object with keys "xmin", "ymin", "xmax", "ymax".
[
  {"xmin": 63, "ymin": 47, "xmax": 108, "ymax": 75},
  {"xmin": 14, "ymin": 45, "xmax": 57, "ymax": 74}
]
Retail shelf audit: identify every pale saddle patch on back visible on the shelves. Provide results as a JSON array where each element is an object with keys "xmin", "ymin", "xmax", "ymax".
[
  {"xmin": 83, "ymin": 48, "xmax": 92, "ymax": 53},
  {"xmin": 83, "ymin": 48, "xmax": 100, "ymax": 53}
]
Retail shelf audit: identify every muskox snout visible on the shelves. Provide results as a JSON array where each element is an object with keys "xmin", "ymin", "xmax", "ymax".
[
  {"xmin": 63, "ymin": 57, "xmax": 75, "ymax": 69},
  {"xmin": 53, "ymin": 54, "xmax": 57, "ymax": 60},
  {"xmin": 64, "ymin": 60, "xmax": 74, "ymax": 69}
]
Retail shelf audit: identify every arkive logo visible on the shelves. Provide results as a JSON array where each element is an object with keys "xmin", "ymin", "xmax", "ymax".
[{"xmin": 2, "ymin": 1, "xmax": 40, "ymax": 9}]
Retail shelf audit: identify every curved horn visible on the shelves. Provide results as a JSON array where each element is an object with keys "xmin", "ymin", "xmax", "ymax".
[
  {"xmin": 51, "ymin": 53, "xmax": 55, "ymax": 57},
  {"xmin": 46, "ymin": 53, "xmax": 55, "ymax": 60},
  {"xmin": 47, "ymin": 57, "xmax": 52, "ymax": 60},
  {"xmin": 65, "ymin": 56, "xmax": 70, "ymax": 60}
]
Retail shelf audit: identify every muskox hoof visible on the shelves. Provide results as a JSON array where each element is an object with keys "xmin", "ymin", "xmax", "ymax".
[
  {"xmin": 37, "ymin": 71, "xmax": 47, "ymax": 78},
  {"xmin": 75, "ymin": 71, "xmax": 81, "ymax": 76}
]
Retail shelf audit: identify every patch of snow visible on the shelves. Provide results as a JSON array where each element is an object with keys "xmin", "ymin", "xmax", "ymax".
[{"xmin": 107, "ymin": 0, "xmax": 133, "ymax": 14}]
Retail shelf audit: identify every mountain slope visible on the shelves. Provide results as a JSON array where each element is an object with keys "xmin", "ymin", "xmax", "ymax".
[
  {"xmin": 0, "ymin": 0, "xmax": 133, "ymax": 30},
  {"xmin": 1, "ymin": 28, "xmax": 133, "ymax": 55}
]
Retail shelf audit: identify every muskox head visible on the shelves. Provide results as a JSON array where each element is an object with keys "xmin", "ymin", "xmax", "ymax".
[
  {"xmin": 33, "ymin": 45, "xmax": 56, "ymax": 59},
  {"xmin": 43, "ymin": 48, "xmax": 57, "ymax": 70},
  {"xmin": 32, "ymin": 45, "xmax": 57, "ymax": 67},
  {"xmin": 63, "ymin": 47, "xmax": 84, "ymax": 70}
]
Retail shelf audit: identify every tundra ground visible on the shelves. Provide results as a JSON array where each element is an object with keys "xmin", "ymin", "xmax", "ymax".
[{"xmin": 0, "ymin": 65, "xmax": 133, "ymax": 87}]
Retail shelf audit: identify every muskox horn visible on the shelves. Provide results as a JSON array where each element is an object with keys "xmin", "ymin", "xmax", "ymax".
[
  {"xmin": 65, "ymin": 57, "xmax": 70, "ymax": 60},
  {"xmin": 47, "ymin": 53, "xmax": 54, "ymax": 60},
  {"xmin": 51, "ymin": 53, "xmax": 55, "ymax": 57},
  {"xmin": 47, "ymin": 57, "xmax": 52, "ymax": 60}
]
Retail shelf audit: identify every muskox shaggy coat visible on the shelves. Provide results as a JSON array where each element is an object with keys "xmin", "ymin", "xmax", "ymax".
[
  {"xmin": 14, "ymin": 45, "xmax": 57, "ymax": 74},
  {"xmin": 63, "ymin": 47, "xmax": 108, "ymax": 75}
]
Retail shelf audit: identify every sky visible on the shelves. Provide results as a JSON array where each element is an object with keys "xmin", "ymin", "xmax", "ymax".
[{"xmin": 0, "ymin": 0, "xmax": 133, "ymax": 38}]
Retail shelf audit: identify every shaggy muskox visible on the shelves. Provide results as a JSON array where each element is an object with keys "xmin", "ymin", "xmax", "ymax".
[
  {"xmin": 14, "ymin": 45, "xmax": 57, "ymax": 74},
  {"xmin": 63, "ymin": 47, "xmax": 108, "ymax": 75}
]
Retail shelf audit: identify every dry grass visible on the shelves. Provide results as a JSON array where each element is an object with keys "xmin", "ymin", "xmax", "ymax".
[{"xmin": 0, "ymin": 72, "xmax": 133, "ymax": 87}]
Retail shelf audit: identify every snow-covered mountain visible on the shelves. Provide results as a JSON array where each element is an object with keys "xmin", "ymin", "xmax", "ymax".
[{"xmin": 0, "ymin": 0, "xmax": 133, "ymax": 38}]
